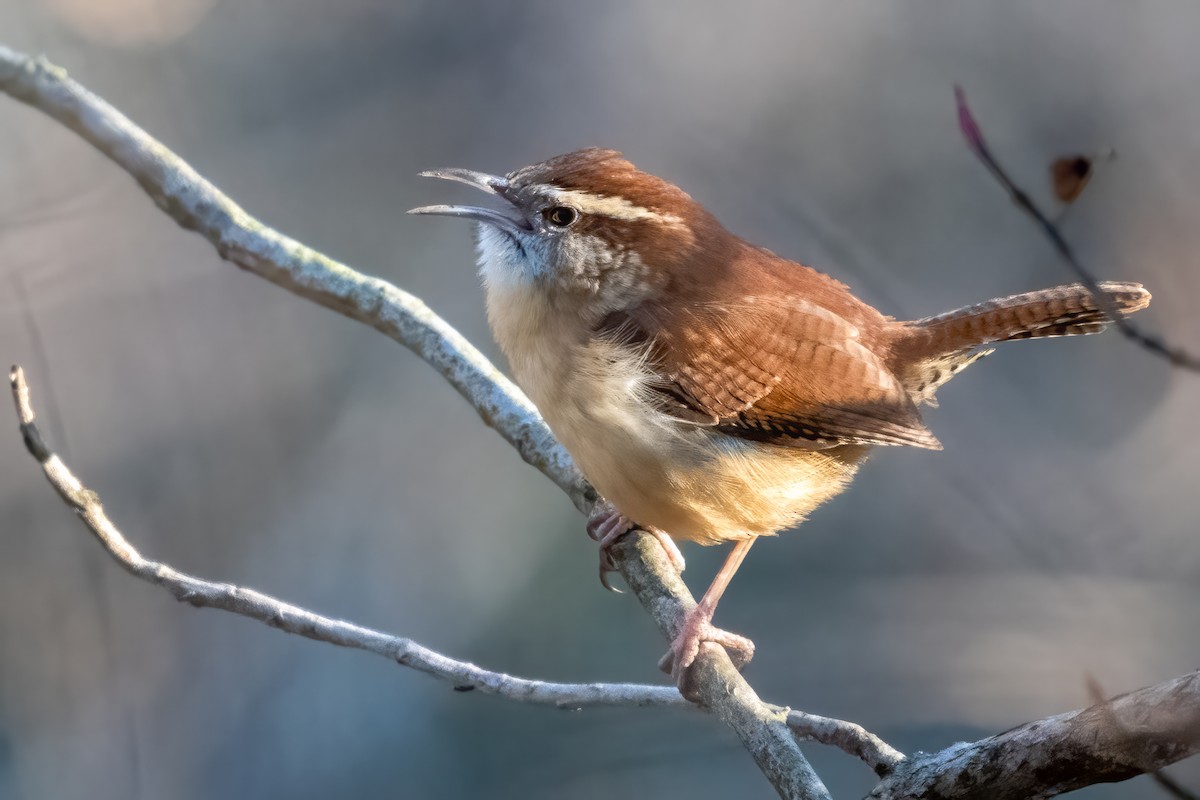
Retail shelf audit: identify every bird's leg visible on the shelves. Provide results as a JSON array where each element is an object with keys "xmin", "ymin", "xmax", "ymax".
[
  {"xmin": 659, "ymin": 538, "xmax": 756, "ymax": 690},
  {"xmin": 586, "ymin": 501, "xmax": 686, "ymax": 591}
]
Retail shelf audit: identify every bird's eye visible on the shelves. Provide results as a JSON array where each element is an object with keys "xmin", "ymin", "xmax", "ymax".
[{"xmin": 543, "ymin": 206, "xmax": 579, "ymax": 227}]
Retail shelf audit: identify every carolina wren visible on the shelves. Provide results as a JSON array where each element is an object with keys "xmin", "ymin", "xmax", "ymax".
[{"xmin": 410, "ymin": 148, "xmax": 1150, "ymax": 686}]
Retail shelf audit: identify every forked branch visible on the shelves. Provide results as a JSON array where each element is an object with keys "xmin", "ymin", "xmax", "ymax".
[
  {"xmin": 4, "ymin": 45, "xmax": 1197, "ymax": 799},
  {"xmin": 10, "ymin": 366, "xmax": 682, "ymax": 711},
  {"xmin": 0, "ymin": 46, "xmax": 830, "ymax": 799},
  {"xmin": 9, "ymin": 364, "xmax": 885, "ymax": 796}
]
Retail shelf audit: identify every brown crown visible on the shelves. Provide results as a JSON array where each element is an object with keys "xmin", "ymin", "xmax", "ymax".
[{"xmin": 508, "ymin": 148, "xmax": 698, "ymax": 218}]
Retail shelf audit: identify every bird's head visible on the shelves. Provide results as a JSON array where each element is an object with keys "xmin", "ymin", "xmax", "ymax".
[{"xmin": 411, "ymin": 148, "xmax": 721, "ymax": 312}]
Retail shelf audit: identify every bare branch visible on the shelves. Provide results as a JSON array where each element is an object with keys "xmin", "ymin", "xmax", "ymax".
[
  {"xmin": 954, "ymin": 85, "xmax": 1200, "ymax": 372},
  {"xmin": 0, "ymin": 45, "xmax": 591, "ymax": 512},
  {"xmin": 5, "ymin": 44, "xmax": 1195, "ymax": 800},
  {"xmin": 0, "ymin": 45, "xmax": 844, "ymax": 800},
  {"xmin": 871, "ymin": 669, "xmax": 1200, "ymax": 800},
  {"xmin": 786, "ymin": 710, "xmax": 905, "ymax": 777},
  {"xmin": 9, "ymin": 362, "xmax": 866, "ymax": 797},
  {"xmin": 8, "ymin": 366, "xmax": 683, "ymax": 710},
  {"xmin": 0, "ymin": 46, "xmax": 835, "ymax": 798}
]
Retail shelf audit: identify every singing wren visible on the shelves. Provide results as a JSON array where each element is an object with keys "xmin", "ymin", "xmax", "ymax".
[{"xmin": 410, "ymin": 148, "xmax": 1150, "ymax": 685}]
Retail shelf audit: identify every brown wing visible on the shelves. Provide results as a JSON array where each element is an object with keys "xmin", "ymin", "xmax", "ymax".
[{"xmin": 607, "ymin": 296, "xmax": 941, "ymax": 450}]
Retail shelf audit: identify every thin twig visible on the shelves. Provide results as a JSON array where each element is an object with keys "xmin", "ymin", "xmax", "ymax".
[
  {"xmin": 9, "ymin": 364, "xmax": 896, "ymax": 786},
  {"xmin": 5, "ymin": 44, "xmax": 1197, "ymax": 799},
  {"xmin": 786, "ymin": 710, "xmax": 905, "ymax": 777},
  {"xmin": 0, "ymin": 45, "xmax": 837, "ymax": 799},
  {"xmin": 954, "ymin": 85, "xmax": 1200, "ymax": 372},
  {"xmin": 0, "ymin": 47, "xmax": 591, "ymax": 513},
  {"xmin": 8, "ymin": 366, "xmax": 680, "ymax": 710}
]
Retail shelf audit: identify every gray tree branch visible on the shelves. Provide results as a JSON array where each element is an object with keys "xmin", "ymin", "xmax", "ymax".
[
  {"xmin": 3, "ymin": 44, "xmax": 1196, "ymax": 800},
  {"xmin": 0, "ymin": 45, "xmax": 831, "ymax": 800},
  {"xmin": 10, "ymin": 365, "xmax": 683, "ymax": 711},
  {"xmin": 10, "ymin": 361, "xmax": 881, "ymax": 796},
  {"xmin": 787, "ymin": 710, "xmax": 905, "ymax": 778},
  {"xmin": 871, "ymin": 669, "xmax": 1200, "ymax": 799}
]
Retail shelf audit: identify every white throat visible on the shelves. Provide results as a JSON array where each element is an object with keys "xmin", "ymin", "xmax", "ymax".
[{"xmin": 474, "ymin": 224, "xmax": 550, "ymax": 293}]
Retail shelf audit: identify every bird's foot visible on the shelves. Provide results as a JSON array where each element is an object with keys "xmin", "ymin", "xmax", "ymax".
[
  {"xmin": 586, "ymin": 501, "xmax": 635, "ymax": 591},
  {"xmin": 658, "ymin": 605, "xmax": 755, "ymax": 693},
  {"xmin": 586, "ymin": 501, "xmax": 685, "ymax": 591}
]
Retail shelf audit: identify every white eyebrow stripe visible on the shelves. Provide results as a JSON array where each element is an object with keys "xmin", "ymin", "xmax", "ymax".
[{"xmin": 549, "ymin": 188, "xmax": 684, "ymax": 226}]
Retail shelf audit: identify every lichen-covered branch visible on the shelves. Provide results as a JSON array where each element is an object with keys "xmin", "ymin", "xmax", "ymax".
[
  {"xmin": 4, "ymin": 44, "xmax": 1196, "ymax": 800},
  {"xmin": 0, "ymin": 46, "xmax": 833, "ymax": 799},
  {"xmin": 9, "ymin": 366, "xmax": 684, "ymax": 710},
  {"xmin": 786, "ymin": 709, "xmax": 905, "ymax": 777},
  {"xmin": 9, "ymin": 360, "xmax": 852, "ymax": 798},
  {"xmin": 871, "ymin": 669, "xmax": 1200, "ymax": 799},
  {"xmin": 11, "ymin": 363, "xmax": 887, "ymax": 796}
]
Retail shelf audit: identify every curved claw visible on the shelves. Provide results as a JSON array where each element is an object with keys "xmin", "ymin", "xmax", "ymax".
[
  {"xmin": 588, "ymin": 505, "xmax": 634, "ymax": 593},
  {"xmin": 598, "ymin": 561, "xmax": 623, "ymax": 593},
  {"xmin": 597, "ymin": 543, "xmax": 623, "ymax": 593},
  {"xmin": 586, "ymin": 501, "xmax": 687, "ymax": 593}
]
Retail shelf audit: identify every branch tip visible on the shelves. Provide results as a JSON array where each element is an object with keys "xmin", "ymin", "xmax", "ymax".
[
  {"xmin": 953, "ymin": 84, "xmax": 985, "ymax": 156},
  {"xmin": 953, "ymin": 85, "xmax": 1200, "ymax": 373},
  {"xmin": 11, "ymin": 364, "xmax": 50, "ymax": 462}
]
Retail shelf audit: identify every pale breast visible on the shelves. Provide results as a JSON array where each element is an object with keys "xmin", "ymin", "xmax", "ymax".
[
  {"xmin": 557, "ymin": 340, "xmax": 868, "ymax": 544},
  {"xmin": 485, "ymin": 283, "xmax": 867, "ymax": 545}
]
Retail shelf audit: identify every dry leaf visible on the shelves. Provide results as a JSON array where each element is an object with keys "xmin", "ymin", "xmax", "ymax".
[{"xmin": 1050, "ymin": 155, "xmax": 1094, "ymax": 204}]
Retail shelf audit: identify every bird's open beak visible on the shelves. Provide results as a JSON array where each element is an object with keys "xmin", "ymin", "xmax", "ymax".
[{"xmin": 408, "ymin": 168, "xmax": 532, "ymax": 235}]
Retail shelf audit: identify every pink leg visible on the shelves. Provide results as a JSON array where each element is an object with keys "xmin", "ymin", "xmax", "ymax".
[
  {"xmin": 659, "ymin": 538, "xmax": 757, "ymax": 689},
  {"xmin": 586, "ymin": 501, "xmax": 686, "ymax": 592}
]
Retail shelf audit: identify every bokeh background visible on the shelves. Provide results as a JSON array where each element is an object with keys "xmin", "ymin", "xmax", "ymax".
[{"xmin": 1, "ymin": 2, "xmax": 1198, "ymax": 798}]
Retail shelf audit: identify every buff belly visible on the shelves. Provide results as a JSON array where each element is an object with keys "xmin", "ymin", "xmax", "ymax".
[
  {"xmin": 539, "ymin": 339, "xmax": 869, "ymax": 546},
  {"xmin": 484, "ymin": 283, "xmax": 868, "ymax": 546}
]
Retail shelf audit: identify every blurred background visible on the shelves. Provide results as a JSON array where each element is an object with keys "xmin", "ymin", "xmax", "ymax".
[{"xmin": 1, "ymin": 1, "xmax": 1198, "ymax": 797}]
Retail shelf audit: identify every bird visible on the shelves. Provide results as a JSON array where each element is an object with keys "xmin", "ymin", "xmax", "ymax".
[{"xmin": 409, "ymin": 147, "xmax": 1151, "ymax": 688}]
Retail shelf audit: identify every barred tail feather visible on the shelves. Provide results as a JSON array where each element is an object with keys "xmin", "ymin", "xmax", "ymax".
[
  {"xmin": 903, "ymin": 281, "xmax": 1149, "ymax": 356},
  {"xmin": 894, "ymin": 281, "xmax": 1151, "ymax": 404}
]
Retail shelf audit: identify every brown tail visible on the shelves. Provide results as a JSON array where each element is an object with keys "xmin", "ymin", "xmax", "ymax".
[{"xmin": 893, "ymin": 281, "xmax": 1151, "ymax": 405}]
